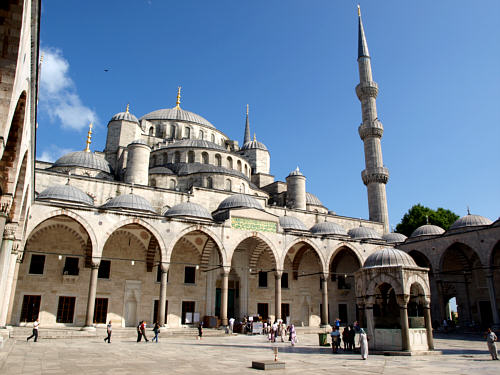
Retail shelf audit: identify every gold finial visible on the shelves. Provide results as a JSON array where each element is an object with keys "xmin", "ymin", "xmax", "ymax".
[
  {"xmin": 246, "ymin": 104, "xmax": 249, "ymax": 115},
  {"xmin": 357, "ymin": 4, "xmax": 361, "ymax": 17},
  {"xmin": 175, "ymin": 86, "xmax": 181, "ymax": 109},
  {"xmin": 126, "ymin": 103, "xmax": 130, "ymax": 113},
  {"xmin": 253, "ymin": 133, "xmax": 256, "ymax": 141},
  {"xmin": 40, "ymin": 53, "xmax": 44, "ymax": 64},
  {"xmin": 84, "ymin": 122, "xmax": 93, "ymax": 152}
]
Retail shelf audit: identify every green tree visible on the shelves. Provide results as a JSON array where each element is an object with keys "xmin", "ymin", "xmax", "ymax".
[{"xmin": 395, "ymin": 204, "xmax": 459, "ymax": 237}]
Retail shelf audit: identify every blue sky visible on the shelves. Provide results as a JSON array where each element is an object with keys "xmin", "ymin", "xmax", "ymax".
[{"xmin": 36, "ymin": 0, "xmax": 499, "ymax": 228}]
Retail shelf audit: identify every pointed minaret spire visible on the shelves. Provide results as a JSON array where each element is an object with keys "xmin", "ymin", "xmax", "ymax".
[
  {"xmin": 357, "ymin": 5, "xmax": 370, "ymax": 59},
  {"xmin": 244, "ymin": 104, "xmax": 251, "ymax": 144},
  {"xmin": 84, "ymin": 122, "xmax": 93, "ymax": 152},
  {"xmin": 175, "ymin": 86, "xmax": 181, "ymax": 109},
  {"xmin": 355, "ymin": 6, "xmax": 390, "ymax": 233}
]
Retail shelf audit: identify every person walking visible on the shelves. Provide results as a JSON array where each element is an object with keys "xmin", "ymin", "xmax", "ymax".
[
  {"xmin": 152, "ymin": 321, "xmax": 160, "ymax": 343},
  {"xmin": 140, "ymin": 321, "xmax": 149, "ymax": 342},
  {"xmin": 137, "ymin": 321, "xmax": 143, "ymax": 342},
  {"xmin": 104, "ymin": 321, "xmax": 112, "ymax": 343},
  {"xmin": 197, "ymin": 321, "xmax": 203, "ymax": 340},
  {"xmin": 486, "ymin": 328, "xmax": 498, "ymax": 360},
  {"xmin": 359, "ymin": 328, "xmax": 368, "ymax": 360},
  {"xmin": 26, "ymin": 319, "xmax": 39, "ymax": 342},
  {"xmin": 289, "ymin": 324, "xmax": 297, "ymax": 346},
  {"xmin": 229, "ymin": 317, "xmax": 235, "ymax": 333}
]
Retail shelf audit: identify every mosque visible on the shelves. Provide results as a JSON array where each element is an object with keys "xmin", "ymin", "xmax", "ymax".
[{"xmin": 0, "ymin": 1, "xmax": 498, "ymax": 352}]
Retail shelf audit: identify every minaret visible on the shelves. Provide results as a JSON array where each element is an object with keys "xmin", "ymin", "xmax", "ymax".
[
  {"xmin": 243, "ymin": 104, "xmax": 251, "ymax": 144},
  {"xmin": 356, "ymin": 6, "xmax": 389, "ymax": 233}
]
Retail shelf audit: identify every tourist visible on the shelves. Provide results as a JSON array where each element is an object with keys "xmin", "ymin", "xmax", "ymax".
[
  {"xmin": 141, "ymin": 321, "xmax": 149, "ymax": 342},
  {"xmin": 104, "ymin": 320, "xmax": 112, "ymax": 343},
  {"xmin": 271, "ymin": 321, "xmax": 278, "ymax": 342},
  {"xmin": 229, "ymin": 317, "xmax": 235, "ymax": 333},
  {"xmin": 359, "ymin": 328, "xmax": 368, "ymax": 360},
  {"xmin": 198, "ymin": 321, "xmax": 203, "ymax": 340},
  {"xmin": 278, "ymin": 321, "xmax": 285, "ymax": 342},
  {"xmin": 335, "ymin": 318, "xmax": 341, "ymax": 329},
  {"xmin": 26, "ymin": 318, "xmax": 39, "ymax": 342},
  {"xmin": 349, "ymin": 325, "xmax": 356, "ymax": 350},
  {"xmin": 152, "ymin": 321, "xmax": 160, "ymax": 343},
  {"xmin": 289, "ymin": 324, "xmax": 297, "ymax": 346},
  {"xmin": 486, "ymin": 328, "xmax": 498, "ymax": 360},
  {"xmin": 137, "ymin": 321, "xmax": 143, "ymax": 342},
  {"xmin": 342, "ymin": 326, "xmax": 350, "ymax": 351},
  {"xmin": 330, "ymin": 327, "xmax": 341, "ymax": 353}
]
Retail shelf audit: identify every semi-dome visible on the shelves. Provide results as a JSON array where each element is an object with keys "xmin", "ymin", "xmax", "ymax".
[
  {"xmin": 165, "ymin": 202, "xmax": 212, "ymax": 220},
  {"xmin": 410, "ymin": 224, "xmax": 445, "ymax": 238},
  {"xmin": 279, "ymin": 215, "xmax": 307, "ymax": 230},
  {"xmin": 363, "ymin": 248, "xmax": 417, "ymax": 268},
  {"xmin": 37, "ymin": 184, "xmax": 94, "ymax": 206},
  {"xmin": 164, "ymin": 139, "xmax": 226, "ymax": 151},
  {"xmin": 348, "ymin": 226, "xmax": 382, "ymax": 240},
  {"xmin": 110, "ymin": 111, "xmax": 139, "ymax": 124},
  {"xmin": 306, "ymin": 192, "xmax": 322, "ymax": 206},
  {"xmin": 449, "ymin": 214, "xmax": 493, "ymax": 230},
  {"xmin": 382, "ymin": 232, "xmax": 408, "ymax": 244},
  {"xmin": 216, "ymin": 194, "xmax": 262, "ymax": 211},
  {"xmin": 100, "ymin": 193, "xmax": 155, "ymax": 213},
  {"xmin": 310, "ymin": 221, "xmax": 347, "ymax": 236},
  {"xmin": 52, "ymin": 151, "xmax": 112, "ymax": 174},
  {"xmin": 141, "ymin": 107, "xmax": 215, "ymax": 128}
]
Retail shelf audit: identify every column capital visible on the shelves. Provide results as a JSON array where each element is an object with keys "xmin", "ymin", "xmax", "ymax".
[
  {"xmin": 397, "ymin": 294, "xmax": 410, "ymax": 307},
  {"xmin": 3, "ymin": 223, "xmax": 18, "ymax": 240},
  {"xmin": 274, "ymin": 270, "xmax": 283, "ymax": 279},
  {"xmin": 159, "ymin": 262, "xmax": 169, "ymax": 273},
  {"xmin": 90, "ymin": 261, "xmax": 100, "ymax": 269},
  {"xmin": 222, "ymin": 266, "xmax": 231, "ymax": 275}
]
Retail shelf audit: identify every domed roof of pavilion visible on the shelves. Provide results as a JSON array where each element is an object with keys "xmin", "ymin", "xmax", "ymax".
[
  {"xmin": 165, "ymin": 202, "xmax": 212, "ymax": 220},
  {"xmin": 348, "ymin": 226, "xmax": 382, "ymax": 240},
  {"xmin": 306, "ymin": 192, "xmax": 323, "ymax": 206},
  {"xmin": 382, "ymin": 232, "xmax": 408, "ymax": 244},
  {"xmin": 141, "ymin": 107, "xmax": 214, "ymax": 128},
  {"xmin": 363, "ymin": 248, "xmax": 417, "ymax": 268},
  {"xmin": 410, "ymin": 224, "xmax": 445, "ymax": 238},
  {"xmin": 37, "ymin": 184, "xmax": 94, "ymax": 206},
  {"xmin": 100, "ymin": 193, "xmax": 155, "ymax": 213},
  {"xmin": 241, "ymin": 134, "xmax": 268, "ymax": 151},
  {"xmin": 310, "ymin": 221, "xmax": 347, "ymax": 236},
  {"xmin": 164, "ymin": 139, "xmax": 225, "ymax": 151},
  {"xmin": 51, "ymin": 151, "xmax": 112, "ymax": 174},
  {"xmin": 216, "ymin": 194, "xmax": 262, "ymax": 211},
  {"xmin": 110, "ymin": 106, "xmax": 139, "ymax": 124},
  {"xmin": 288, "ymin": 167, "xmax": 304, "ymax": 177},
  {"xmin": 279, "ymin": 215, "xmax": 307, "ymax": 231},
  {"xmin": 449, "ymin": 214, "xmax": 493, "ymax": 230}
]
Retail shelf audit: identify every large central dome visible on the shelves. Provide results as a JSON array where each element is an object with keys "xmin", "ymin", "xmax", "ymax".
[{"xmin": 140, "ymin": 107, "xmax": 215, "ymax": 128}]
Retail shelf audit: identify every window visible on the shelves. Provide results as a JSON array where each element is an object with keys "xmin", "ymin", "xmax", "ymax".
[
  {"xmin": 215, "ymin": 154, "xmax": 221, "ymax": 166},
  {"xmin": 29, "ymin": 254, "xmax": 45, "ymax": 275},
  {"xmin": 211, "ymin": 133, "xmax": 215, "ymax": 143},
  {"xmin": 227, "ymin": 157, "xmax": 233, "ymax": 169},
  {"xmin": 20, "ymin": 295, "xmax": 41, "ymax": 322},
  {"xmin": 188, "ymin": 151, "xmax": 195, "ymax": 163},
  {"xmin": 281, "ymin": 273, "xmax": 289, "ymax": 289},
  {"xmin": 93, "ymin": 298, "xmax": 108, "ymax": 324},
  {"xmin": 184, "ymin": 266, "xmax": 196, "ymax": 284},
  {"xmin": 281, "ymin": 303, "xmax": 290, "ymax": 320},
  {"xmin": 170, "ymin": 125, "xmax": 176, "ymax": 138},
  {"xmin": 257, "ymin": 303, "xmax": 269, "ymax": 320},
  {"xmin": 202, "ymin": 152, "xmax": 209, "ymax": 164},
  {"xmin": 258, "ymin": 271, "xmax": 268, "ymax": 288},
  {"xmin": 174, "ymin": 151, "xmax": 181, "ymax": 163},
  {"xmin": 244, "ymin": 165, "xmax": 248, "ymax": 175},
  {"xmin": 149, "ymin": 127, "xmax": 154, "ymax": 136},
  {"xmin": 225, "ymin": 179, "xmax": 232, "ymax": 191},
  {"xmin": 185, "ymin": 127, "xmax": 191, "ymax": 139},
  {"xmin": 338, "ymin": 275, "xmax": 349, "ymax": 290},
  {"xmin": 56, "ymin": 296, "xmax": 76, "ymax": 323},
  {"xmin": 63, "ymin": 257, "xmax": 79, "ymax": 276},
  {"xmin": 199, "ymin": 130, "xmax": 204, "ymax": 140},
  {"xmin": 237, "ymin": 160, "xmax": 242, "ymax": 172},
  {"xmin": 169, "ymin": 179, "xmax": 176, "ymax": 190},
  {"xmin": 153, "ymin": 300, "xmax": 168, "ymax": 325},
  {"xmin": 98, "ymin": 260, "xmax": 111, "ymax": 279},
  {"xmin": 206, "ymin": 177, "xmax": 213, "ymax": 189}
]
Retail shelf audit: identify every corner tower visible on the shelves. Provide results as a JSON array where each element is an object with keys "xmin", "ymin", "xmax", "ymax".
[{"xmin": 356, "ymin": 6, "xmax": 389, "ymax": 233}]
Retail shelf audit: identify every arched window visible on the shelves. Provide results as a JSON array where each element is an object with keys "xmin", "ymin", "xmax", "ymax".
[
  {"xmin": 225, "ymin": 179, "xmax": 232, "ymax": 191},
  {"xmin": 169, "ymin": 179, "xmax": 176, "ymax": 190},
  {"xmin": 227, "ymin": 156, "xmax": 233, "ymax": 169},
  {"xmin": 244, "ymin": 164, "xmax": 248, "ymax": 175},
  {"xmin": 150, "ymin": 178, "xmax": 157, "ymax": 187},
  {"xmin": 215, "ymin": 154, "xmax": 221, "ymax": 166},
  {"xmin": 202, "ymin": 152, "xmax": 209, "ymax": 164},
  {"xmin": 185, "ymin": 127, "xmax": 191, "ymax": 139},
  {"xmin": 170, "ymin": 125, "xmax": 176, "ymax": 138},
  {"xmin": 188, "ymin": 151, "xmax": 195, "ymax": 163},
  {"xmin": 174, "ymin": 151, "xmax": 181, "ymax": 163},
  {"xmin": 237, "ymin": 160, "xmax": 242, "ymax": 172},
  {"xmin": 206, "ymin": 177, "xmax": 213, "ymax": 189},
  {"xmin": 199, "ymin": 130, "xmax": 204, "ymax": 140},
  {"xmin": 149, "ymin": 127, "xmax": 154, "ymax": 136},
  {"xmin": 240, "ymin": 183, "xmax": 246, "ymax": 193},
  {"xmin": 211, "ymin": 133, "xmax": 215, "ymax": 143}
]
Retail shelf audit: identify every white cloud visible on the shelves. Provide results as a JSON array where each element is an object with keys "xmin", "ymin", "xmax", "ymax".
[
  {"xmin": 40, "ymin": 48, "xmax": 98, "ymax": 131},
  {"xmin": 37, "ymin": 145, "xmax": 75, "ymax": 163}
]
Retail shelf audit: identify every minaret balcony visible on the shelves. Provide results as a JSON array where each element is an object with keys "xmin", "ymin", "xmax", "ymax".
[
  {"xmin": 361, "ymin": 167, "xmax": 389, "ymax": 185},
  {"xmin": 358, "ymin": 120, "xmax": 384, "ymax": 140},
  {"xmin": 355, "ymin": 81, "xmax": 378, "ymax": 100}
]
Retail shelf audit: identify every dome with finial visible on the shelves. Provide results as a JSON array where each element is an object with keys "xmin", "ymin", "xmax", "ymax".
[
  {"xmin": 449, "ymin": 212, "xmax": 492, "ymax": 230},
  {"xmin": 288, "ymin": 167, "xmax": 303, "ymax": 177},
  {"xmin": 37, "ymin": 184, "xmax": 94, "ymax": 206},
  {"xmin": 348, "ymin": 226, "xmax": 382, "ymax": 240},
  {"xmin": 310, "ymin": 221, "xmax": 347, "ymax": 236},
  {"xmin": 382, "ymin": 232, "xmax": 408, "ymax": 244},
  {"xmin": 241, "ymin": 133, "xmax": 268, "ymax": 151},
  {"xmin": 51, "ymin": 151, "xmax": 112, "ymax": 174},
  {"xmin": 165, "ymin": 202, "xmax": 212, "ymax": 220},
  {"xmin": 100, "ymin": 193, "xmax": 155, "ymax": 213},
  {"xmin": 306, "ymin": 192, "xmax": 322, "ymax": 206},
  {"xmin": 111, "ymin": 104, "xmax": 139, "ymax": 123},
  {"xmin": 410, "ymin": 224, "xmax": 445, "ymax": 238},
  {"xmin": 216, "ymin": 194, "xmax": 262, "ymax": 211},
  {"xmin": 363, "ymin": 248, "xmax": 417, "ymax": 269},
  {"xmin": 279, "ymin": 215, "xmax": 307, "ymax": 231}
]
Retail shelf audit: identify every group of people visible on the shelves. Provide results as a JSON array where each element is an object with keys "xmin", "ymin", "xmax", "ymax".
[
  {"xmin": 330, "ymin": 320, "xmax": 367, "ymax": 360},
  {"xmin": 135, "ymin": 320, "xmax": 161, "ymax": 343},
  {"xmin": 264, "ymin": 320, "xmax": 298, "ymax": 346}
]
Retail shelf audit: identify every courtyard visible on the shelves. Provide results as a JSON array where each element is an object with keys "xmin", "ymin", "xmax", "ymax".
[{"xmin": 0, "ymin": 332, "xmax": 498, "ymax": 374}]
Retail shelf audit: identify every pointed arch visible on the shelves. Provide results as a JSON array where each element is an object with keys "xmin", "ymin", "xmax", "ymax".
[
  {"xmin": 366, "ymin": 274, "xmax": 404, "ymax": 297},
  {"xmin": 230, "ymin": 231, "xmax": 279, "ymax": 270},
  {"xmin": 328, "ymin": 243, "xmax": 363, "ymax": 271},
  {"xmin": 283, "ymin": 237, "xmax": 325, "ymax": 275}
]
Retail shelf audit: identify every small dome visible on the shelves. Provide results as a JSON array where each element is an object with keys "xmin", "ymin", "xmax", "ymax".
[
  {"xmin": 348, "ymin": 226, "xmax": 382, "ymax": 240},
  {"xmin": 141, "ymin": 107, "xmax": 214, "ymax": 128},
  {"xmin": 328, "ymin": 210, "xmax": 337, "ymax": 216},
  {"xmin": 110, "ymin": 111, "xmax": 139, "ymax": 124},
  {"xmin": 128, "ymin": 139, "xmax": 150, "ymax": 147},
  {"xmin": 37, "ymin": 184, "xmax": 94, "ymax": 206},
  {"xmin": 382, "ymin": 232, "xmax": 408, "ymax": 244},
  {"xmin": 288, "ymin": 167, "xmax": 304, "ymax": 177},
  {"xmin": 52, "ymin": 151, "xmax": 112, "ymax": 174},
  {"xmin": 279, "ymin": 216, "xmax": 307, "ymax": 230},
  {"xmin": 241, "ymin": 139, "xmax": 268, "ymax": 151},
  {"xmin": 449, "ymin": 214, "xmax": 492, "ymax": 230},
  {"xmin": 306, "ymin": 192, "xmax": 323, "ymax": 206},
  {"xmin": 410, "ymin": 224, "xmax": 445, "ymax": 238},
  {"xmin": 100, "ymin": 193, "xmax": 155, "ymax": 213},
  {"xmin": 216, "ymin": 194, "xmax": 262, "ymax": 211},
  {"xmin": 363, "ymin": 248, "xmax": 418, "ymax": 268},
  {"xmin": 310, "ymin": 221, "xmax": 347, "ymax": 236},
  {"xmin": 165, "ymin": 202, "xmax": 212, "ymax": 220},
  {"xmin": 165, "ymin": 139, "xmax": 226, "ymax": 151}
]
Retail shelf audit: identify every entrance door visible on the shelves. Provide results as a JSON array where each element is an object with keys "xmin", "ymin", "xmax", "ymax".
[
  {"xmin": 281, "ymin": 303, "xmax": 290, "ymax": 322},
  {"xmin": 182, "ymin": 301, "xmax": 195, "ymax": 324},
  {"xmin": 479, "ymin": 301, "xmax": 493, "ymax": 328},
  {"xmin": 215, "ymin": 288, "xmax": 236, "ymax": 319},
  {"xmin": 257, "ymin": 303, "xmax": 268, "ymax": 320},
  {"xmin": 20, "ymin": 295, "xmax": 41, "ymax": 322},
  {"xmin": 339, "ymin": 304, "xmax": 348, "ymax": 325},
  {"xmin": 93, "ymin": 298, "xmax": 108, "ymax": 324}
]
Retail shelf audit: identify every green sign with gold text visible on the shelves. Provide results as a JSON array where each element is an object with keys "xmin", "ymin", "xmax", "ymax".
[{"xmin": 231, "ymin": 217, "xmax": 277, "ymax": 233}]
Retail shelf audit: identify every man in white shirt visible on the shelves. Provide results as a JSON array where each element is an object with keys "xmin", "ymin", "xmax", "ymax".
[
  {"xmin": 486, "ymin": 328, "xmax": 498, "ymax": 360},
  {"xmin": 26, "ymin": 319, "xmax": 39, "ymax": 342},
  {"xmin": 229, "ymin": 317, "xmax": 235, "ymax": 333}
]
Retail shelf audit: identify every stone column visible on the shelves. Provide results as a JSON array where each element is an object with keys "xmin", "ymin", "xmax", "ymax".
[
  {"xmin": 435, "ymin": 278, "xmax": 447, "ymax": 323},
  {"xmin": 486, "ymin": 272, "xmax": 500, "ymax": 327},
  {"xmin": 321, "ymin": 275, "xmax": 329, "ymax": 327},
  {"xmin": 463, "ymin": 272, "xmax": 473, "ymax": 324},
  {"xmin": 399, "ymin": 296, "xmax": 410, "ymax": 351},
  {"xmin": 83, "ymin": 262, "xmax": 100, "ymax": 330},
  {"xmin": 220, "ymin": 268, "xmax": 229, "ymax": 326},
  {"xmin": 0, "ymin": 223, "xmax": 17, "ymax": 327},
  {"xmin": 158, "ymin": 263, "xmax": 169, "ymax": 326},
  {"xmin": 423, "ymin": 301, "xmax": 434, "ymax": 350},
  {"xmin": 275, "ymin": 272, "xmax": 282, "ymax": 321},
  {"xmin": 365, "ymin": 303, "xmax": 375, "ymax": 349}
]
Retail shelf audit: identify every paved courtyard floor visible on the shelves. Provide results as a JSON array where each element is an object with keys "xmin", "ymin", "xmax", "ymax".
[{"xmin": 0, "ymin": 333, "xmax": 498, "ymax": 374}]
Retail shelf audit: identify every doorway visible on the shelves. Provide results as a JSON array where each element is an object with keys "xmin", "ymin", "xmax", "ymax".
[
  {"xmin": 20, "ymin": 295, "xmax": 41, "ymax": 322},
  {"xmin": 182, "ymin": 301, "xmax": 195, "ymax": 324},
  {"xmin": 257, "ymin": 303, "xmax": 269, "ymax": 320}
]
